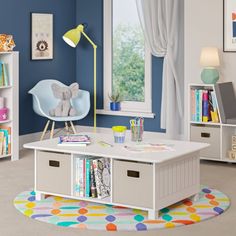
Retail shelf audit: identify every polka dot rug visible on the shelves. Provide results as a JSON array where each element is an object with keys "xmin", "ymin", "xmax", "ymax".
[{"xmin": 14, "ymin": 187, "xmax": 230, "ymax": 231}]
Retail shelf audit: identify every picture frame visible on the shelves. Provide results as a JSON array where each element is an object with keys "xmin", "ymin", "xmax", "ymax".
[
  {"xmin": 223, "ymin": 0, "xmax": 236, "ymax": 52},
  {"xmin": 31, "ymin": 13, "xmax": 53, "ymax": 60}
]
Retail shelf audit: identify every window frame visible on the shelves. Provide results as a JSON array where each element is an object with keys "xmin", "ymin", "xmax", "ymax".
[{"xmin": 103, "ymin": 0, "xmax": 152, "ymax": 113}]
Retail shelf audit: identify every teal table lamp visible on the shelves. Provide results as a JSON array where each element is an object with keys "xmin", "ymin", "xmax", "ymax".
[
  {"xmin": 63, "ymin": 24, "xmax": 97, "ymax": 131},
  {"xmin": 200, "ymin": 47, "xmax": 220, "ymax": 84}
]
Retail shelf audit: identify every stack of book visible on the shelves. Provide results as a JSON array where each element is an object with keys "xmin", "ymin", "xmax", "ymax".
[
  {"xmin": 75, "ymin": 156, "xmax": 110, "ymax": 199},
  {"xmin": 0, "ymin": 62, "xmax": 10, "ymax": 86},
  {"xmin": 0, "ymin": 126, "xmax": 11, "ymax": 155},
  {"xmin": 58, "ymin": 135, "xmax": 91, "ymax": 146},
  {"xmin": 191, "ymin": 89, "xmax": 219, "ymax": 123}
]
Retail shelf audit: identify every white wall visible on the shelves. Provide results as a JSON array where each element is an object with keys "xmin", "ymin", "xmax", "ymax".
[
  {"xmin": 184, "ymin": 0, "xmax": 236, "ymax": 137},
  {"xmin": 185, "ymin": 0, "xmax": 236, "ymax": 83}
]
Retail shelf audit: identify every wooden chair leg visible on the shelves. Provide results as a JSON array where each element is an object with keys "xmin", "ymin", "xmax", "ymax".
[
  {"xmin": 70, "ymin": 121, "xmax": 77, "ymax": 134},
  {"xmin": 50, "ymin": 121, "xmax": 55, "ymax": 139},
  {"xmin": 40, "ymin": 120, "xmax": 50, "ymax": 141},
  {"xmin": 65, "ymin": 122, "xmax": 69, "ymax": 135}
]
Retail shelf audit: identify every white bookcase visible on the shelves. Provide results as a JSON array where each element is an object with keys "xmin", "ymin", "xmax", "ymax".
[
  {"xmin": 188, "ymin": 83, "xmax": 236, "ymax": 163},
  {"xmin": 0, "ymin": 52, "xmax": 19, "ymax": 161}
]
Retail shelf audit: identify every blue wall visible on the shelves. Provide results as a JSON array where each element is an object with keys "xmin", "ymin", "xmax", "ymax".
[
  {"xmin": 0, "ymin": 0, "xmax": 164, "ymax": 135},
  {"xmin": 76, "ymin": 0, "xmax": 164, "ymax": 132},
  {"xmin": 0, "ymin": 0, "xmax": 76, "ymax": 135}
]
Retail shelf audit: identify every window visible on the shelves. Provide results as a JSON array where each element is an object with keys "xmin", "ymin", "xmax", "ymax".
[{"xmin": 104, "ymin": 0, "xmax": 152, "ymax": 113}]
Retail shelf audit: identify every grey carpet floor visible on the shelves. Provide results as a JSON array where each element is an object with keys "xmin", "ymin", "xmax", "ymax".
[{"xmin": 0, "ymin": 150, "xmax": 235, "ymax": 236}]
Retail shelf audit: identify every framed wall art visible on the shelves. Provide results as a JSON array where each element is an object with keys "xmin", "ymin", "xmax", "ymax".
[
  {"xmin": 31, "ymin": 13, "xmax": 53, "ymax": 60},
  {"xmin": 224, "ymin": 0, "xmax": 236, "ymax": 52}
]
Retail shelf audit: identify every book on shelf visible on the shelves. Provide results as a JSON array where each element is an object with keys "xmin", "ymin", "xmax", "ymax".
[
  {"xmin": 75, "ymin": 156, "xmax": 110, "ymax": 199},
  {"xmin": 214, "ymin": 82, "xmax": 236, "ymax": 124},
  {"xmin": 85, "ymin": 159, "xmax": 91, "ymax": 197},
  {"xmin": 0, "ymin": 62, "xmax": 9, "ymax": 87},
  {"xmin": 58, "ymin": 134, "xmax": 91, "ymax": 146},
  {"xmin": 191, "ymin": 88, "xmax": 219, "ymax": 123},
  {"xmin": 75, "ymin": 158, "xmax": 80, "ymax": 193},
  {"xmin": 0, "ymin": 125, "xmax": 11, "ymax": 155}
]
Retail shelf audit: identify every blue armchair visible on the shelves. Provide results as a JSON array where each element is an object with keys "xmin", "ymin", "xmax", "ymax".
[{"xmin": 29, "ymin": 79, "xmax": 90, "ymax": 140}]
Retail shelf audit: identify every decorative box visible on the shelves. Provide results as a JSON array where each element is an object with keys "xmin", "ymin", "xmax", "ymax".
[{"xmin": 0, "ymin": 107, "xmax": 8, "ymax": 121}]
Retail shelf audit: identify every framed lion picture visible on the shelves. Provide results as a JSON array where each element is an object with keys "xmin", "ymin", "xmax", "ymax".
[{"xmin": 31, "ymin": 13, "xmax": 53, "ymax": 60}]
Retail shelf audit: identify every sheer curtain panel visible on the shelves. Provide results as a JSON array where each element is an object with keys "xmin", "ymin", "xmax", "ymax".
[{"xmin": 136, "ymin": 0, "xmax": 184, "ymax": 138}]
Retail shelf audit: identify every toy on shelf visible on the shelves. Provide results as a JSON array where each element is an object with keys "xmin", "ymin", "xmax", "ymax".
[
  {"xmin": 0, "ymin": 97, "xmax": 8, "ymax": 121},
  {"xmin": 0, "ymin": 34, "xmax": 15, "ymax": 52},
  {"xmin": 228, "ymin": 135, "xmax": 236, "ymax": 160}
]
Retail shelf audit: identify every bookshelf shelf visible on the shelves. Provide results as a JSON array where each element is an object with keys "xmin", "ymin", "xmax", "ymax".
[
  {"xmin": 0, "ymin": 52, "xmax": 19, "ymax": 161},
  {"xmin": 190, "ymin": 121, "xmax": 221, "ymax": 126},
  {"xmin": 0, "ymin": 86, "xmax": 12, "ymax": 89},
  {"xmin": 188, "ymin": 83, "xmax": 236, "ymax": 163},
  {"xmin": 0, "ymin": 154, "xmax": 11, "ymax": 159},
  {"xmin": 73, "ymin": 194, "xmax": 111, "ymax": 204},
  {"xmin": 0, "ymin": 119, "xmax": 12, "ymax": 124}
]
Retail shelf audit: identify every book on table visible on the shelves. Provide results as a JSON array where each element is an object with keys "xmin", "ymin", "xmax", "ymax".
[{"xmin": 58, "ymin": 134, "xmax": 91, "ymax": 146}]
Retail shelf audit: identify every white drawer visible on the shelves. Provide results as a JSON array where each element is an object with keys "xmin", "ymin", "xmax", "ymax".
[
  {"xmin": 190, "ymin": 125, "xmax": 220, "ymax": 159},
  {"xmin": 36, "ymin": 151, "xmax": 71, "ymax": 195},
  {"xmin": 113, "ymin": 160, "xmax": 153, "ymax": 209}
]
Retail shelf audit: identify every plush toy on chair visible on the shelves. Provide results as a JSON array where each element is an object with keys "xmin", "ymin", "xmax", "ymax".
[{"xmin": 50, "ymin": 83, "xmax": 79, "ymax": 117}]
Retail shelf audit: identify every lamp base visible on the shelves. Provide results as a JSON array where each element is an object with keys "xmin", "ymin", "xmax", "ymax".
[{"xmin": 201, "ymin": 68, "xmax": 219, "ymax": 84}]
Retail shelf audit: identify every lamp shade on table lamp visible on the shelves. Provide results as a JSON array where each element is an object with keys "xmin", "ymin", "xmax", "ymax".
[{"xmin": 200, "ymin": 47, "xmax": 220, "ymax": 84}]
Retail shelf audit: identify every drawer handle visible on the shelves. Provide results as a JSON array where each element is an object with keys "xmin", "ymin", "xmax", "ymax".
[
  {"xmin": 127, "ymin": 170, "xmax": 140, "ymax": 178},
  {"xmin": 201, "ymin": 132, "xmax": 210, "ymax": 138},
  {"xmin": 49, "ymin": 160, "xmax": 60, "ymax": 167}
]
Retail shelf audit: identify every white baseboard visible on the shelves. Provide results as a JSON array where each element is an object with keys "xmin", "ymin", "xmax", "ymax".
[{"xmin": 19, "ymin": 125, "xmax": 169, "ymax": 150}]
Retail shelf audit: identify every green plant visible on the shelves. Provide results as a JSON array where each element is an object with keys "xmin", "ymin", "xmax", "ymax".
[
  {"xmin": 113, "ymin": 24, "xmax": 145, "ymax": 102},
  {"xmin": 108, "ymin": 92, "xmax": 122, "ymax": 103}
]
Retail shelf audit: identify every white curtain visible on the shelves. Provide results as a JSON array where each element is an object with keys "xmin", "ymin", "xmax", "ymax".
[{"xmin": 136, "ymin": 0, "xmax": 184, "ymax": 139}]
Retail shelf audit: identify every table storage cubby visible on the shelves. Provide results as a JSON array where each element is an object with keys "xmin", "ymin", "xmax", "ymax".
[
  {"xmin": 190, "ymin": 124, "xmax": 220, "ymax": 159},
  {"xmin": 113, "ymin": 160, "xmax": 153, "ymax": 208},
  {"xmin": 36, "ymin": 151, "xmax": 71, "ymax": 195}
]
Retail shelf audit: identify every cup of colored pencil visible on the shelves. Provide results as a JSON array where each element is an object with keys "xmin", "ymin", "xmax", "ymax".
[{"xmin": 130, "ymin": 117, "xmax": 144, "ymax": 142}]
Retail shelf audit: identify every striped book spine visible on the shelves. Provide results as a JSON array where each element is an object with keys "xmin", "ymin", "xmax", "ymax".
[
  {"xmin": 195, "ymin": 90, "xmax": 200, "ymax": 122},
  {"xmin": 202, "ymin": 90, "xmax": 209, "ymax": 122},
  {"xmin": 211, "ymin": 91, "xmax": 219, "ymax": 123},
  {"xmin": 79, "ymin": 158, "xmax": 85, "ymax": 197},
  {"xmin": 198, "ymin": 90, "xmax": 203, "ymax": 122},
  {"xmin": 85, "ymin": 159, "xmax": 90, "ymax": 197},
  {"xmin": 191, "ymin": 89, "xmax": 196, "ymax": 121},
  {"xmin": 75, "ymin": 158, "xmax": 80, "ymax": 193}
]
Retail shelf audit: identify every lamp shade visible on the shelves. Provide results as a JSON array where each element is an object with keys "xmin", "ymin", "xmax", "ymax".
[
  {"xmin": 200, "ymin": 47, "xmax": 220, "ymax": 67},
  {"xmin": 62, "ymin": 25, "xmax": 85, "ymax": 47}
]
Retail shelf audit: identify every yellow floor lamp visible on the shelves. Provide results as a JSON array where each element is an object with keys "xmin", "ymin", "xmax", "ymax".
[{"xmin": 63, "ymin": 24, "xmax": 97, "ymax": 131}]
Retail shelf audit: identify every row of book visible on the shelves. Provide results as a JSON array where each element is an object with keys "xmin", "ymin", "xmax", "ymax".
[
  {"xmin": 75, "ymin": 157, "xmax": 110, "ymax": 199},
  {"xmin": 0, "ymin": 126, "xmax": 11, "ymax": 155},
  {"xmin": 191, "ymin": 89, "xmax": 219, "ymax": 123},
  {"xmin": 58, "ymin": 134, "xmax": 91, "ymax": 146},
  {"xmin": 0, "ymin": 62, "xmax": 10, "ymax": 87}
]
